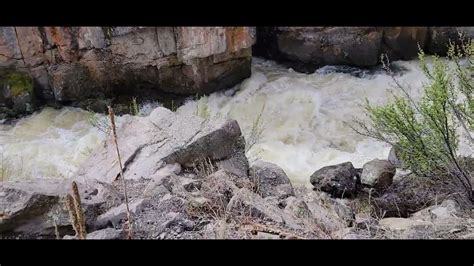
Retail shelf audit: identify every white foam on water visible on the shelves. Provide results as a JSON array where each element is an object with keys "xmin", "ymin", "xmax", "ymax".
[
  {"xmin": 1, "ymin": 57, "xmax": 471, "ymax": 185},
  {"xmin": 177, "ymin": 58, "xmax": 440, "ymax": 185}
]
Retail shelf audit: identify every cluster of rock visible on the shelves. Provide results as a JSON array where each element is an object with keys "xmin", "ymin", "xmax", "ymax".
[
  {"xmin": 0, "ymin": 27, "xmax": 255, "ymax": 119},
  {"xmin": 253, "ymin": 27, "xmax": 474, "ymax": 73},
  {"xmin": 309, "ymin": 146, "xmax": 474, "ymax": 239},
  {"xmin": 0, "ymin": 107, "xmax": 354, "ymax": 239},
  {"xmin": 1, "ymin": 109, "xmax": 472, "ymax": 239}
]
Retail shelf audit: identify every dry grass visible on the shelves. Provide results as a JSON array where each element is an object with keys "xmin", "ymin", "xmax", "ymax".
[
  {"xmin": 108, "ymin": 106, "xmax": 133, "ymax": 239},
  {"xmin": 65, "ymin": 182, "xmax": 87, "ymax": 239},
  {"xmin": 372, "ymin": 174, "xmax": 472, "ymax": 218}
]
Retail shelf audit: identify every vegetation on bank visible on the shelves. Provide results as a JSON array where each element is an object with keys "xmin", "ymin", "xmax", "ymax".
[{"xmin": 353, "ymin": 36, "xmax": 473, "ymax": 202}]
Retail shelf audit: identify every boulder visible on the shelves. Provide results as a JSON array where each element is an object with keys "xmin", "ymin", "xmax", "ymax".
[
  {"xmin": 249, "ymin": 160, "xmax": 294, "ymax": 199},
  {"xmin": 76, "ymin": 107, "xmax": 247, "ymax": 184},
  {"xmin": 253, "ymin": 27, "xmax": 383, "ymax": 72},
  {"xmin": 360, "ymin": 159, "xmax": 396, "ymax": 193},
  {"xmin": 310, "ymin": 162, "xmax": 360, "ymax": 198},
  {"xmin": 0, "ymin": 179, "xmax": 119, "ymax": 237}
]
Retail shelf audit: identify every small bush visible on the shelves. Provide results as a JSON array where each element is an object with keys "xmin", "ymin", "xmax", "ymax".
[
  {"xmin": 130, "ymin": 97, "xmax": 139, "ymax": 116},
  {"xmin": 245, "ymin": 100, "xmax": 266, "ymax": 153},
  {"xmin": 352, "ymin": 37, "xmax": 473, "ymax": 202}
]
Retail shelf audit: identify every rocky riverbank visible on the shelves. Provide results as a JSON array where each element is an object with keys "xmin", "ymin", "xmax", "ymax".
[{"xmin": 1, "ymin": 107, "xmax": 472, "ymax": 239}]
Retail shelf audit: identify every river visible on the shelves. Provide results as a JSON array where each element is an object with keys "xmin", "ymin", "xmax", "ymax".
[{"xmin": 2, "ymin": 57, "xmax": 468, "ymax": 184}]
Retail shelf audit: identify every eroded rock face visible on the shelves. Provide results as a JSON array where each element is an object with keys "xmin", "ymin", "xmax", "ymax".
[
  {"xmin": 0, "ymin": 27, "xmax": 256, "ymax": 118},
  {"xmin": 254, "ymin": 26, "xmax": 474, "ymax": 73},
  {"xmin": 254, "ymin": 27, "xmax": 383, "ymax": 73}
]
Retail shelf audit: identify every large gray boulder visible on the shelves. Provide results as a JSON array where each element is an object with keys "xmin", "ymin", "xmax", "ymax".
[
  {"xmin": 76, "ymin": 107, "xmax": 248, "ymax": 184},
  {"xmin": 0, "ymin": 179, "xmax": 120, "ymax": 238},
  {"xmin": 249, "ymin": 160, "xmax": 294, "ymax": 199},
  {"xmin": 310, "ymin": 162, "xmax": 360, "ymax": 198}
]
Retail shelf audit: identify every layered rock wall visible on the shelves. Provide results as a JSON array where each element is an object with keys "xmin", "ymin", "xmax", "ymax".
[
  {"xmin": 253, "ymin": 27, "xmax": 474, "ymax": 72},
  {"xmin": 0, "ymin": 27, "xmax": 255, "ymax": 117}
]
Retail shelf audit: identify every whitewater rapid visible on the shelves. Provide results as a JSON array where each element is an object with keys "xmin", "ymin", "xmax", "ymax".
[{"xmin": 3, "ymin": 57, "xmax": 464, "ymax": 184}]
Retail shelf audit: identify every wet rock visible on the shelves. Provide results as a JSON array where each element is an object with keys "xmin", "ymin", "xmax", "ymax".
[
  {"xmin": 426, "ymin": 27, "xmax": 474, "ymax": 55},
  {"xmin": 310, "ymin": 162, "xmax": 359, "ymax": 198},
  {"xmin": 361, "ymin": 159, "xmax": 395, "ymax": 193},
  {"xmin": 254, "ymin": 27, "xmax": 383, "ymax": 72},
  {"xmin": 381, "ymin": 27, "xmax": 428, "ymax": 61},
  {"xmin": 49, "ymin": 63, "xmax": 101, "ymax": 102}
]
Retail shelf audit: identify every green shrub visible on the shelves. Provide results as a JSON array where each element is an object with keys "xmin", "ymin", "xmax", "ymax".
[{"xmin": 352, "ymin": 38, "xmax": 473, "ymax": 201}]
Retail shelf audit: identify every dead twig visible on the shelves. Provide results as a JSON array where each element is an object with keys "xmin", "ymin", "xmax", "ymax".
[{"xmin": 108, "ymin": 106, "xmax": 133, "ymax": 239}]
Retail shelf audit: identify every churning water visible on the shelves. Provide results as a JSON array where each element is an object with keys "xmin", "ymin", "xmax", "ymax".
[{"xmin": 1, "ymin": 57, "xmax": 469, "ymax": 184}]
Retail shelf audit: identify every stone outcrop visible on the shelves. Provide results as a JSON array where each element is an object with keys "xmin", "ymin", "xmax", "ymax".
[
  {"xmin": 0, "ymin": 27, "xmax": 255, "ymax": 118},
  {"xmin": 75, "ymin": 107, "xmax": 248, "ymax": 184},
  {"xmin": 254, "ymin": 27, "xmax": 474, "ymax": 73}
]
